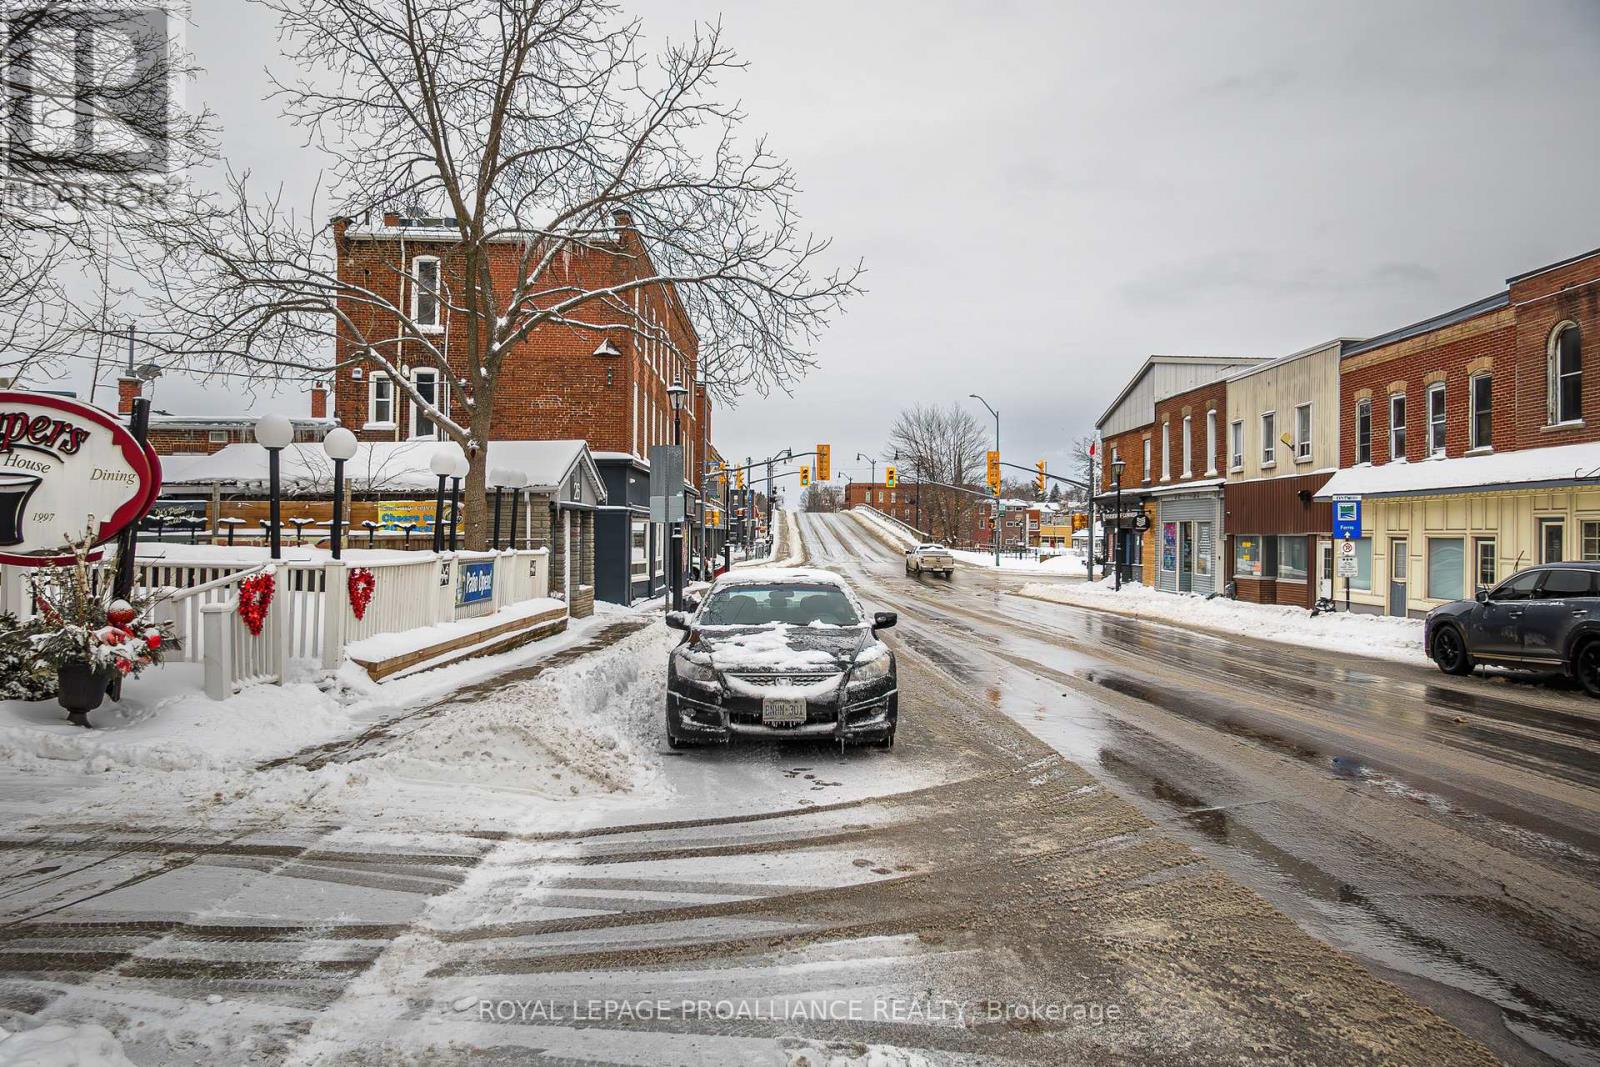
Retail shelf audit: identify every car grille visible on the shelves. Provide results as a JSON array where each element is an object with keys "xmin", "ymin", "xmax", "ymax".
[{"xmin": 725, "ymin": 671, "xmax": 839, "ymax": 686}]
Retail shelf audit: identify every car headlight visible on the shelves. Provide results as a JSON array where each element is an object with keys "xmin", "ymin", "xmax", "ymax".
[
  {"xmin": 851, "ymin": 646, "xmax": 893, "ymax": 684},
  {"xmin": 674, "ymin": 655, "xmax": 718, "ymax": 685}
]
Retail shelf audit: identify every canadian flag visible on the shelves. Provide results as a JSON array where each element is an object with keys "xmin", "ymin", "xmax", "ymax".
[{"xmin": 1088, "ymin": 441, "xmax": 1097, "ymax": 458}]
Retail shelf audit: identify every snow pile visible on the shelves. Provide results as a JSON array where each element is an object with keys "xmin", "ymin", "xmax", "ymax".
[
  {"xmin": 0, "ymin": 1023, "xmax": 136, "ymax": 1067},
  {"xmin": 948, "ymin": 547, "xmax": 1089, "ymax": 574},
  {"xmin": 346, "ymin": 597, "xmax": 565, "ymax": 665},
  {"xmin": 848, "ymin": 507, "xmax": 918, "ymax": 550},
  {"xmin": 734, "ymin": 508, "xmax": 803, "ymax": 569},
  {"xmin": 190, "ymin": 619, "xmax": 678, "ymax": 825},
  {"xmin": 782, "ymin": 1040, "xmax": 933, "ymax": 1067},
  {"xmin": 706, "ymin": 624, "xmax": 841, "ymax": 672},
  {"xmin": 1018, "ymin": 578, "xmax": 1428, "ymax": 665}
]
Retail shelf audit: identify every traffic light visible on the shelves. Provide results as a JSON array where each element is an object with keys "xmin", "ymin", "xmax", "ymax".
[
  {"xmin": 986, "ymin": 450, "xmax": 1001, "ymax": 493},
  {"xmin": 1035, "ymin": 460, "xmax": 1047, "ymax": 495},
  {"xmin": 816, "ymin": 443, "xmax": 830, "ymax": 481},
  {"xmin": 735, "ymin": 466, "xmax": 744, "ymax": 489},
  {"xmin": 709, "ymin": 510, "xmax": 721, "ymax": 528},
  {"xmin": 884, "ymin": 464, "xmax": 897, "ymax": 488},
  {"xmin": 799, "ymin": 464, "xmax": 811, "ymax": 487}
]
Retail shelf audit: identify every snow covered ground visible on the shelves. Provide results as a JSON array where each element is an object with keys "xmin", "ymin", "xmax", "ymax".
[
  {"xmin": 850, "ymin": 508, "xmax": 1088, "ymax": 576},
  {"xmin": 1017, "ymin": 576, "xmax": 1429, "ymax": 666},
  {"xmin": 733, "ymin": 508, "xmax": 802, "ymax": 569}
]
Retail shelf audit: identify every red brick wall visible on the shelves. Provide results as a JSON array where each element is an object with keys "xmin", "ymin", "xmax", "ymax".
[
  {"xmin": 1508, "ymin": 252, "xmax": 1600, "ymax": 450},
  {"xmin": 1152, "ymin": 381, "xmax": 1227, "ymax": 486},
  {"xmin": 331, "ymin": 223, "xmax": 702, "ymax": 463},
  {"xmin": 1099, "ymin": 424, "xmax": 1153, "ymax": 493},
  {"xmin": 1339, "ymin": 312, "xmax": 1516, "ymax": 467}
]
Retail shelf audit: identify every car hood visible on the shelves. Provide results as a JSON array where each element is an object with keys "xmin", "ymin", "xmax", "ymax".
[
  {"xmin": 689, "ymin": 623, "xmax": 868, "ymax": 674},
  {"xmin": 1428, "ymin": 598, "xmax": 1478, "ymax": 620}
]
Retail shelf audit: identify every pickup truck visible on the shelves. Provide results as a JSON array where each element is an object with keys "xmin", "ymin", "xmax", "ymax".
[{"xmin": 905, "ymin": 542, "xmax": 955, "ymax": 578}]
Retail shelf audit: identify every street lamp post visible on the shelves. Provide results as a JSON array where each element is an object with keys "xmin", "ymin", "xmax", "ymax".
[
  {"xmin": 667, "ymin": 380, "xmax": 689, "ymax": 611},
  {"xmin": 254, "ymin": 414, "xmax": 295, "ymax": 561},
  {"xmin": 429, "ymin": 449, "xmax": 455, "ymax": 553},
  {"xmin": 1112, "ymin": 457, "xmax": 1127, "ymax": 592},
  {"xmin": 969, "ymin": 394, "xmax": 1001, "ymax": 567},
  {"xmin": 322, "ymin": 427, "xmax": 358, "ymax": 560},
  {"xmin": 503, "ymin": 470, "xmax": 527, "ymax": 549},
  {"xmin": 448, "ymin": 454, "xmax": 468, "ymax": 551},
  {"xmin": 489, "ymin": 468, "xmax": 508, "ymax": 549},
  {"xmin": 855, "ymin": 452, "xmax": 877, "ymax": 486}
]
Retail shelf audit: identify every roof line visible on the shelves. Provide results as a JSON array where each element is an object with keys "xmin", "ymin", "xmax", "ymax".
[
  {"xmin": 1506, "ymin": 244, "xmax": 1600, "ymax": 286},
  {"xmin": 1224, "ymin": 338, "xmax": 1361, "ymax": 383},
  {"xmin": 1342, "ymin": 292, "xmax": 1510, "ymax": 359}
]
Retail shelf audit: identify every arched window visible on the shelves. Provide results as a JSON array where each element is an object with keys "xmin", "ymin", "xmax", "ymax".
[{"xmin": 1550, "ymin": 323, "xmax": 1582, "ymax": 425}]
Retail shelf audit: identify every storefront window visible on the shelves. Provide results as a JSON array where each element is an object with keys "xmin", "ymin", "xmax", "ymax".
[
  {"xmin": 1278, "ymin": 536, "xmax": 1308, "ymax": 581},
  {"xmin": 1196, "ymin": 522, "xmax": 1213, "ymax": 576},
  {"xmin": 1475, "ymin": 538, "xmax": 1496, "ymax": 589},
  {"xmin": 1584, "ymin": 522, "xmax": 1600, "ymax": 562},
  {"xmin": 1351, "ymin": 538, "xmax": 1373, "ymax": 591},
  {"xmin": 631, "ymin": 521, "xmax": 648, "ymax": 577},
  {"xmin": 1428, "ymin": 538, "xmax": 1464, "ymax": 601},
  {"xmin": 1234, "ymin": 535, "xmax": 1263, "ymax": 578}
]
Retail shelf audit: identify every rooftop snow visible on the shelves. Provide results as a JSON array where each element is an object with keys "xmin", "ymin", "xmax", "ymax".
[{"xmin": 1316, "ymin": 441, "xmax": 1600, "ymax": 499}]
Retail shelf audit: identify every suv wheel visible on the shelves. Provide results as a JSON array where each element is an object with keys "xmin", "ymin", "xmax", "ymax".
[
  {"xmin": 1432, "ymin": 625, "xmax": 1474, "ymax": 676},
  {"xmin": 1573, "ymin": 639, "xmax": 1600, "ymax": 699}
]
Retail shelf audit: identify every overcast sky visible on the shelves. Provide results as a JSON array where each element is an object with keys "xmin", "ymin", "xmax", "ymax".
[{"xmin": 93, "ymin": 0, "xmax": 1600, "ymax": 481}]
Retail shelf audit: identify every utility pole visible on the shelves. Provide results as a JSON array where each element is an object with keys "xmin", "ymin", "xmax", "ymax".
[{"xmin": 1086, "ymin": 444, "xmax": 1096, "ymax": 580}]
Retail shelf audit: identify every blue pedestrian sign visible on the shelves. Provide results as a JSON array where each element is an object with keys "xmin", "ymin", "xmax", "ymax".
[{"xmin": 1332, "ymin": 495, "xmax": 1362, "ymax": 540}]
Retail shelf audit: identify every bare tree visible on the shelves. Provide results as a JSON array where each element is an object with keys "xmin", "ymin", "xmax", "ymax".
[
  {"xmin": 0, "ymin": 2, "xmax": 215, "ymax": 382},
  {"xmin": 801, "ymin": 485, "xmax": 840, "ymax": 513},
  {"xmin": 885, "ymin": 402, "xmax": 986, "ymax": 545},
  {"xmin": 137, "ymin": 0, "xmax": 861, "ymax": 548}
]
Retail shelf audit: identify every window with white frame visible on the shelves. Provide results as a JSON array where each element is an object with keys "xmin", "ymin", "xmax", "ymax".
[
  {"xmin": 1181, "ymin": 415, "xmax": 1193, "ymax": 477},
  {"xmin": 1427, "ymin": 382, "xmax": 1446, "ymax": 458},
  {"xmin": 409, "ymin": 368, "xmax": 443, "ymax": 439},
  {"xmin": 367, "ymin": 374, "xmax": 394, "ymax": 426},
  {"xmin": 1205, "ymin": 410, "xmax": 1217, "ymax": 475},
  {"xmin": 1161, "ymin": 422, "xmax": 1171, "ymax": 479},
  {"xmin": 1470, "ymin": 373, "xmax": 1492, "ymax": 450},
  {"xmin": 1389, "ymin": 393, "xmax": 1406, "ymax": 460},
  {"xmin": 412, "ymin": 257, "xmax": 441, "ymax": 330},
  {"xmin": 1229, "ymin": 420, "xmax": 1243, "ymax": 470},
  {"xmin": 1549, "ymin": 323, "xmax": 1582, "ymax": 425},
  {"xmin": 1355, "ymin": 399, "xmax": 1372, "ymax": 464},
  {"xmin": 1294, "ymin": 403, "xmax": 1312, "ymax": 462},
  {"xmin": 1142, "ymin": 437, "xmax": 1151, "ymax": 483},
  {"xmin": 1260, "ymin": 411, "xmax": 1276, "ymax": 465}
]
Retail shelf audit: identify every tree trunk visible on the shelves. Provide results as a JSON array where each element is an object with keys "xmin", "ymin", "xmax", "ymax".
[{"xmin": 463, "ymin": 393, "xmax": 495, "ymax": 551}]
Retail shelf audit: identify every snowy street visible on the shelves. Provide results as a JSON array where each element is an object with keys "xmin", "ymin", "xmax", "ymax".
[{"xmin": 0, "ymin": 514, "xmax": 1592, "ymax": 1064}]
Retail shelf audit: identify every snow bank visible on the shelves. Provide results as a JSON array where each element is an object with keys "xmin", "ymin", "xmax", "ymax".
[
  {"xmin": 948, "ymin": 547, "xmax": 1089, "ymax": 575},
  {"xmin": 1018, "ymin": 577, "xmax": 1429, "ymax": 666},
  {"xmin": 783, "ymin": 1040, "xmax": 933, "ymax": 1067},
  {"xmin": 733, "ymin": 508, "xmax": 803, "ymax": 569},
  {"xmin": 848, "ymin": 507, "xmax": 918, "ymax": 549},
  {"xmin": 346, "ymin": 597, "xmax": 565, "ymax": 663},
  {"xmin": 0, "ymin": 1023, "xmax": 136, "ymax": 1067}
]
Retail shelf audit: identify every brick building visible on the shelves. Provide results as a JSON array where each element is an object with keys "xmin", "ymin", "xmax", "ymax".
[
  {"xmin": 1318, "ymin": 247, "xmax": 1600, "ymax": 617},
  {"xmin": 118, "ymin": 377, "xmax": 331, "ymax": 455},
  {"xmin": 330, "ymin": 213, "xmax": 714, "ymax": 605},
  {"xmin": 1096, "ymin": 356, "xmax": 1263, "ymax": 587},
  {"xmin": 1223, "ymin": 339, "xmax": 1354, "ymax": 609}
]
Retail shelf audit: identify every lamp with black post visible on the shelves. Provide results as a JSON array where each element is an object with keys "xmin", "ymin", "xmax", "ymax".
[
  {"xmin": 504, "ymin": 470, "xmax": 527, "ymax": 549},
  {"xmin": 253, "ymin": 413, "xmax": 294, "ymax": 561},
  {"xmin": 322, "ymin": 426, "xmax": 358, "ymax": 559},
  {"xmin": 489, "ymin": 468, "xmax": 509, "ymax": 549},
  {"xmin": 429, "ymin": 449, "xmax": 454, "ymax": 553},
  {"xmin": 449, "ymin": 454, "xmax": 468, "ymax": 551},
  {"xmin": 666, "ymin": 379, "xmax": 689, "ymax": 611},
  {"xmin": 1112, "ymin": 455, "xmax": 1126, "ymax": 592}
]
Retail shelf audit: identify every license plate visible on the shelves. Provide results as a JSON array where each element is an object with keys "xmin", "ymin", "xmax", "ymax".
[{"xmin": 762, "ymin": 696, "xmax": 807, "ymax": 726}]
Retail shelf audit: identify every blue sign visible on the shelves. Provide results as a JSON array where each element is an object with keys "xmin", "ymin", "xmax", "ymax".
[
  {"xmin": 457, "ymin": 560, "xmax": 495, "ymax": 605},
  {"xmin": 1332, "ymin": 495, "xmax": 1362, "ymax": 540}
]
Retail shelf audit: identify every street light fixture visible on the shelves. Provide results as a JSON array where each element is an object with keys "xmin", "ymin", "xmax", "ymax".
[
  {"xmin": 428, "ymin": 448, "xmax": 456, "ymax": 553},
  {"xmin": 968, "ymin": 394, "xmax": 1001, "ymax": 566},
  {"xmin": 855, "ymin": 451, "xmax": 877, "ymax": 486},
  {"xmin": 449, "ymin": 453, "xmax": 469, "ymax": 551},
  {"xmin": 1111, "ymin": 456, "xmax": 1127, "ymax": 592},
  {"xmin": 667, "ymin": 379, "xmax": 689, "ymax": 610},
  {"xmin": 321, "ymin": 426, "xmax": 358, "ymax": 559},
  {"xmin": 253, "ymin": 413, "xmax": 294, "ymax": 560},
  {"xmin": 502, "ymin": 470, "xmax": 529, "ymax": 549}
]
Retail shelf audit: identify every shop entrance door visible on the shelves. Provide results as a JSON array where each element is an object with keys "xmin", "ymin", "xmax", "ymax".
[
  {"xmin": 1388, "ymin": 538, "xmax": 1408, "ymax": 617},
  {"xmin": 1179, "ymin": 522, "xmax": 1195, "ymax": 592},
  {"xmin": 1318, "ymin": 540, "xmax": 1334, "ymax": 601}
]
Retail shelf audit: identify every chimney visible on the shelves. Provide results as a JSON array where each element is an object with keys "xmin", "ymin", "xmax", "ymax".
[
  {"xmin": 310, "ymin": 382, "xmax": 328, "ymax": 420},
  {"xmin": 382, "ymin": 211, "xmax": 401, "ymax": 227},
  {"xmin": 117, "ymin": 376, "xmax": 142, "ymax": 415}
]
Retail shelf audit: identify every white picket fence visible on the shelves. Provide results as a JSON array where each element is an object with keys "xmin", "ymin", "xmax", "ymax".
[{"xmin": 141, "ymin": 549, "xmax": 550, "ymax": 700}]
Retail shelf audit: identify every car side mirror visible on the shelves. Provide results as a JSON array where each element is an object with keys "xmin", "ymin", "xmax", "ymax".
[
  {"xmin": 872, "ymin": 611, "xmax": 897, "ymax": 631},
  {"xmin": 665, "ymin": 611, "xmax": 690, "ymax": 631},
  {"xmin": 1475, "ymin": 588, "xmax": 1489, "ymax": 604}
]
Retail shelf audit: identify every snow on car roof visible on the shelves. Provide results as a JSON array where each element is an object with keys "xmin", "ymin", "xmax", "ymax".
[{"xmin": 712, "ymin": 567, "xmax": 847, "ymax": 588}]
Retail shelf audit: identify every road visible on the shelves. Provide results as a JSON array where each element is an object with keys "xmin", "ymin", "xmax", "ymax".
[
  {"xmin": 798, "ymin": 510, "xmax": 1600, "ymax": 1067},
  {"xmin": 0, "ymin": 513, "xmax": 1593, "ymax": 1065}
]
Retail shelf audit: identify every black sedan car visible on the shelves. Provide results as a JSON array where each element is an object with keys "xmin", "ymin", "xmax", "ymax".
[
  {"xmin": 664, "ymin": 569, "xmax": 899, "ymax": 750},
  {"xmin": 1425, "ymin": 561, "xmax": 1600, "ymax": 695}
]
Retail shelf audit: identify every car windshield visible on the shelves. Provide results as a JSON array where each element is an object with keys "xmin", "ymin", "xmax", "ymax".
[
  {"xmin": 918, "ymin": 544, "xmax": 946, "ymax": 551},
  {"xmin": 699, "ymin": 583, "xmax": 861, "ymax": 627}
]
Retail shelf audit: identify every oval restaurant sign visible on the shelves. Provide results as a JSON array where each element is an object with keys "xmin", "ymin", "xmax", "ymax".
[{"xmin": 0, "ymin": 391, "xmax": 160, "ymax": 566}]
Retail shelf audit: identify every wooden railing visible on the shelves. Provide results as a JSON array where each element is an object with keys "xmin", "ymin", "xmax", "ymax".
[{"xmin": 142, "ymin": 549, "xmax": 552, "ymax": 699}]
